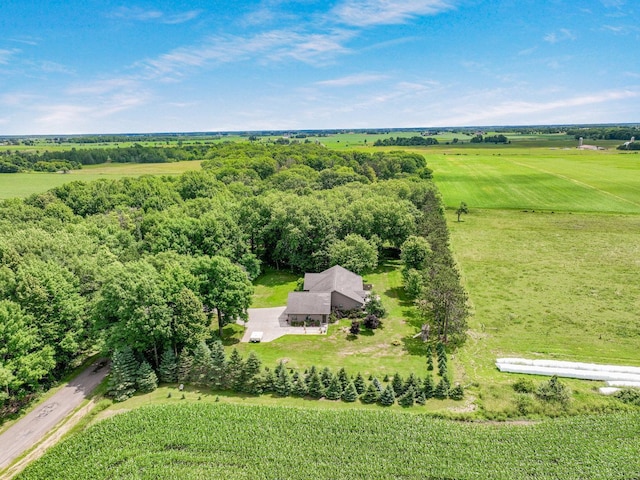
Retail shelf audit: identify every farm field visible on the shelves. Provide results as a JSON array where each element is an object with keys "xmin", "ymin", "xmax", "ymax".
[
  {"xmin": 17, "ymin": 403, "xmax": 640, "ymax": 479},
  {"xmin": 418, "ymin": 146, "xmax": 640, "ymax": 416},
  {"xmin": 0, "ymin": 161, "xmax": 204, "ymax": 199}
]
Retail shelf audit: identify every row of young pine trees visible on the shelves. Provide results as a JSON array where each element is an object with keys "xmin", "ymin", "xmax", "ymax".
[{"xmin": 107, "ymin": 341, "xmax": 463, "ymax": 406}]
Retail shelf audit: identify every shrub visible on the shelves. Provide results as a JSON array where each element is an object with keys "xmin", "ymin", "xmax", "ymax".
[
  {"xmin": 366, "ymin": 294, "xmax": 386, "ymax": 318},
  {"xmin": 513, "ymin": 378, "xmax": 535, "ymax": 394},
  {"xmin": 363, "ymin": 314, "xmax": 381, "ymax": 330},
  {"xmin": 350, "ymin": 320, "xmax": 361, "ymax": 335},
  {"xmin": 614, "ymin": 388, "xmax": 640, "ymax": 406},
  {"xmin": 536, "ymin": 376, "xmax": 570, "ymax": 405}
]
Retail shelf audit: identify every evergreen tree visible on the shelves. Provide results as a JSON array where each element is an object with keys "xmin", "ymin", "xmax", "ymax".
[
  {"xmin": 274, "ymin": 365, "xmax": 292, "ymax": 397},
  {"xmin": 427, "ymin": 355, "xmax": 434, "ymax": 371},
  {"xmin": 378, "ymin": 384, "xmax": 396, "ymax": 406},
  {"xmin": 107, "ymin": 347, "xmax": 139, "ymax": 402},
  {"xmin": 325, "ymin": 375, "xmax": 343, "ymax": 400},
  {"xmin": 391, "ymin": 373, "xmax": 404, "ymax": 396},
  {"xmin": 383, "ymin": 374, "xmax": 390, "ymax": 382},
  {"xmin": 415, "ymin": 392, "xmax": 426, "ymax": 405},
  {"xmin": 320, "ymin": 367, "xmax": 333, "ymax": 389},
  {"xmin": 398, "ymin": 386, "xmax": 415, "ymax": 407},
  {"xmin": 209, "ymin": 341, "xmax": 227, "ymax": 390},
  {"xmin": 423, "ymin": 374, "xmax": 435, "ymax": 399},
  {"xmin": 262, "ymin": 367, "xmax": 276, "ymax": 393},
  {"xmin": 307, "ymin": 370, "xmax": 325, "ymax": 399},
  {"xmin": 190, "ymin": 341, "xmax": 212, "ymax": 386},
  {"xmin": 241, "ymin": 351, "xmax": 262, "ymax": 394},
  {"xmin": 449, "ymin": 383, "xmax": 464, "ymax": 400},
  {"xmin": 372, "ymin": 377, "xmax": 383, "ymax": 392},
  {"xmin": 360, "ymin": 383, "xmax": 379, "ymax": 404},
  {"xmin": 158, "ymin": 349, "xmax": 178, "ymax": 383},
  {"xmin": 337, "ymin": 367, "xmax": 349, "ymax": 391},
  {"xmin": 292, "ymin": 374, "xmax": 308, "ymax": 397},
  {"xmin": 438, "ymin": 357, "xmax": 447, "ymax": 377},
  {"xmin": 434, "ymin": 377, "xmax": 450, "ymax": 399},
  {"xmin": 226, "ymin": 348, "xmax": 244, "ymax": 391},
  {"xmin": 353, "ymin": 372, "xmax": 366, "ymax": 395},
  {"xmin": 404, "ymin": 373, "xmax": 420, "ymax": 394},
  {"xmin": 177, "ymin": 351, "xmax": 193, "ymax": 384},
  {"xmin": 136, "ymin": 360, "xmax": 158, "ymax": 393},
  {"xmin": 305, "ymin": 365, "xmax": 317, "ymax": 386},
  {"xmin": 341, "ymin": 381, "xmax": 358, "ymax": 402}
]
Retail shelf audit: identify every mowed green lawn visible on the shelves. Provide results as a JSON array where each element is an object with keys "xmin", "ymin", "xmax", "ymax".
[{"xmin": 427, "ymin": 147, "xmax": 640, "ymax": 416}]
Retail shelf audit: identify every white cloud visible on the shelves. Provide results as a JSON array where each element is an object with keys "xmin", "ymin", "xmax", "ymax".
[
  {"xmin": 316, "ymin": 73, "xmax": 389, "ymax": 87},
  {"xmin": 332, "ymin": 0, "xmax": 454, "ymax": 27},
  {"xmin": 435, "ymin": 89, "xmax": 640, "ymax": 126},
  {"xmin": 544, "ymin": 29, "xmax": 576, "ymax": 43},
  {"xmin": 67, "ymin": 78, "xmax": 138, "ymax": 95},
  {"xmin": 109, "ymin": 7, "xmax": 201, "ymax": 24},
  {"xmin": 137, "ymin": 29, "xmax": 354, "ymax": 79}
]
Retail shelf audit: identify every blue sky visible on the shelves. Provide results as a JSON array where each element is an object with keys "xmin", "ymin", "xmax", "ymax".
[{"xmin": 1, "ymin": 0, "xmax": 638, "ymax": 134}]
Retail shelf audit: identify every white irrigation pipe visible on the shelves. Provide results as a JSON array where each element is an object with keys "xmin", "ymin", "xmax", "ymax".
[
  {"xmin": 495, "ymin": 363, "xmax": 640, "ymax": 382},
  {"xmin": 606, "ymin": 381, "xmax": 640, "ymax": 388},
  {"xmin": 496, "ymin": 358, "xmax": 640, "ymax": 375}
]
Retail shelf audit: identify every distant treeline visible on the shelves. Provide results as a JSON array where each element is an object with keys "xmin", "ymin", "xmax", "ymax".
[
  {"xmin": 470, "ymin": 134, "xmax": 509, "ymax": 144},
  {"xmin": 566, "ymin": 126, "xmax": 640, "ymax": 141},
  {"xmin": 373, "ymin": 136, "xmax": 439, "ymax": 147}
]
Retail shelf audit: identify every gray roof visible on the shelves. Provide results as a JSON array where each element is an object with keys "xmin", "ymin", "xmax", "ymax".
[
  {"xmin": 285, "ymin": 292, "xmax": 331, "ymax": 315},
  {"xmin": 304, "ymin": 265, "xmax": 366, "ymax": 305}
]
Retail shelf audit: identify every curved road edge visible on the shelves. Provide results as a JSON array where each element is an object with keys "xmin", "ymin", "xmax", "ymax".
[{"xmin": 0, "ymin": 359, "xmax": 110, "ymax": 477}]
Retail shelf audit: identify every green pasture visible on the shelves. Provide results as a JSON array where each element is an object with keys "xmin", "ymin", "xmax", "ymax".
[
  {"xmin": 426, "ymin": 149, "xmax": 640, "ymax": 213},
  {"xmin": 0, "ymin": 161, "xmax": 204, "ymax": 199},
  {"xmin": 17, "ymin": 403, "xmax": 640, "ymax": 479},
  {"xmin": 426, "ymin": 145, "xmax": 640, "ymax": 416}
]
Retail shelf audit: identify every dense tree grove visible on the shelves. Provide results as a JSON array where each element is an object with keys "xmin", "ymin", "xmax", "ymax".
[{"xmin": 0, "ymin": 141, "xmax": 466, "ymax": 414}]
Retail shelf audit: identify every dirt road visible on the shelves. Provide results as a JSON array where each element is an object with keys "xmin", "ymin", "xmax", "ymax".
[{"xmin": 0, "ymin": 360, "xmax": 109, "ymax": 472}]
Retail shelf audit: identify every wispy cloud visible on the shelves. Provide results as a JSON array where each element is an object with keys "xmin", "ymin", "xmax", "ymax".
[
  {"xmin": 109, "ymin": 7, "xmax": 201, "ymax": 24},
  {"xmin": 137, "ymin": 29, "xmax": 354, "ymax": 79},
  {"xmin": 437, "ymin": 89, "xmax": 640, "ymax": 125},
  {"xmin": 316, "ymin": 73, "xmax": 389, "ymax": 87},
  {"xmin": 0, "ymin": 49, "xmax": 20, "ymax": 65},
  {"xmin": 332, "ymin": 0, "xmax": 454, "ymax": 27},
  {"xmin": 544, "ymin": 28, "xmax": 576, "ymax": 43}
]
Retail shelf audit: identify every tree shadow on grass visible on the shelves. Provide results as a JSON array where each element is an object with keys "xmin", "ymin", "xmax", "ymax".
[
  {"xmin": 384, "ymin": 287, "xmax": 413, "ymax": 307},
  {"xmin": 401, "ymin": 336, "xmax": 427, "ymax": 357}
]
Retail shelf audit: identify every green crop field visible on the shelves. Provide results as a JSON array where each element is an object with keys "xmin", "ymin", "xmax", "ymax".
[
  {"xmin": 426, "ymin": 149, "xmax": 640, "ymax": 213},
  {"xmin": 17, "ymin": 403, "xmax": 640, "ymax": 479},
  {"xmin": 0, "ymin": 161, "xmax": 204, "ymax": 199}
]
